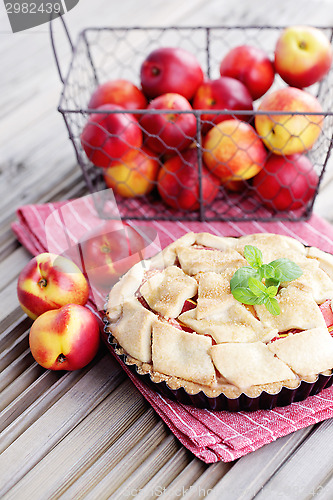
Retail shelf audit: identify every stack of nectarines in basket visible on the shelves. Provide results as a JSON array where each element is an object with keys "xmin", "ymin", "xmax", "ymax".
[{"xmin": 80, "ymin": 25, "xmax": 333, "ymax": 214}]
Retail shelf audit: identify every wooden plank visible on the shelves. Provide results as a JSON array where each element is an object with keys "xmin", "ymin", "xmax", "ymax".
[
  {"xmin": 158, "ymin": 458, "xmax": 207, "ymax": 500},
  {"xmin": 134, "ymin": 449, "xmax": 194, "ymax": 499},
  {"xmin": 0, "ymin": 369, "xmax": 86, "ymax": 453},
  {"xmin": 0, "ymin": 354, "xmax": 123, "ymax": 497},
  {"xmin": 0, "ymin": 280, "xmax": 26, "ymax": 325},
  {"xmin": 0, "ymin": 151, "xmax": 76, "ymax": 227},
  {"xmin": 0, "ymin": 168, "xmax": 86, "ymax": 249},
  {"xmin": 58, "ymin": 408, "xmax": 163, "ymax": 499},
  {"xmin": 0, "ymin": 315, "xmax": 31, "ymax": 352},
  {"xmin": 314, "ymin": 184, "xmax": 333, "ymax": 223},
  {"xmin": 3, "ymin": 377, "xmax": 150, "ymax": 499},
  {"xmin": 109, "ymin": 435, "xmax": 181, "ymax": 500},
  {"xmin": 79, "ymin": 432, "xmax": 176, "ymax": 500},
  {"xmin": 181, "ymin": 462, "xmax": 232, "ymax": 499},
  {"xmin": 206, "ymin": 427, "xmax": 313, "ymax": 500},
  {"xmin": 0, "ymin": 334, "xmax": 30, "ymax": 374},
  {"xmin": 0, "ymin": 362, "xmax": 45, "ymax": 413},
  {"xmin": 0, "ymin": 247, "xmax": 31, "ymax": 292},
  {"xmin": 0, "ymin": 349, "xmax": 34, "ymax": 394},
  {"xmin": 315, "ymin": 475, "xmax": 333, "ymax": 500},
  {"xmin": 253, "ymin": 420, "xmax": 333, "ymax": 500},
  {"xmin": 0, "ymin": 290, "xmax": 28, "ymax": 336}
]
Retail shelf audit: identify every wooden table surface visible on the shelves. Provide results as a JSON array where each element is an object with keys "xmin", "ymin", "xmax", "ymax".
[{"xmin": 1, "ymin": 0, "xmax": 333, "ymax": 498}]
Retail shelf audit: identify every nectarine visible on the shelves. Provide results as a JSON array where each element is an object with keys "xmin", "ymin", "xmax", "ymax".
[
  {"xmin": 255, "ymin": 87, "xmax": 323, "ymax": 155},
  {"xmin": 203, "ymin": 119, "xmax": 267, "ymax": 183},
  {"xmin": 157, "ymin": 148, "xmax": 219, "ymax": 211},
  {"xmin": 17, "ymin": 253, "xmax": 89, "ymax": 320},
  {"xmin": 104, "ymin": 147, "xmax": 160, "ymax": 197},
  {"xmin": 29, "ymin": 304, "xmax": 100, "ymax": 370}
]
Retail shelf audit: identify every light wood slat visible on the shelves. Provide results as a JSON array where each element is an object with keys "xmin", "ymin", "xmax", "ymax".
[
  {"xmin": 0, "ymin": 307, "xmax": 29, "ymax": 343},
  {"xmin": 314, "ymin": 185, "xmax": 333, "ymax": 223},
  {"xmin": 0, "ymin": 247, "xmax": 30, "ymax": 292},
  {"xmin": 0, "ymin": 330, "xmax": 30, "ymax": 372},
  {"xmin": 0, "ymin": 158, "xmax": 75, "ymax": 228},
  {"xmin": 252, "ymin": 420, "xmax": 333, "ymax": 500},
  {"xmin": 0, "ymin": 172, "xmax": 86, "ymax": 260},
  {"xmin": 0, "ymin": 361, "xmax": 45, "ymax": 413},
  {"xmin": 84, "ymin": 434, "xmax": 179, "ymax": 500},
  {"xmin": 0, "ymin": 349, "xmax": 32, "ymax": 392},
  {"xmin": 0, "ymin": 163, "xmax": 81, "ymax": 226},
  {"xmin": 64, "ymin": 420, "xmax": 170, "ymax": 499},
  {"xmin": 0, "ymin": 168, "xmax": 86, "ymax": 257},
  {"xmin": 158, "ymin": 458, "xmax": 207, "ymax": 500},
  {"xmin": 109, "ymin": 435, "xmax": 181, "ymax": 500},
  {"xmin": 134, "ymin": 448, "xmax": 193, "ymax": 499},
  {"xmin": 0, "ymin": 315, "xmax": 31, "ymax": 352},
  {"xmin": 206, "ymin": 427, "xmax": 313, "ymax": 500},
  {"xmin": 0, "ymin": 130, "xmax": 74, "ymax": 214},
  {"xmin": 0, "ymin": 354, "xmax": 123, "ymax": 497},
  {"xmin": 2, "ymin": 377, "xmax": 148, "ymax": 499},
  {"xmin": 181, "ymin": 462, "xmax": 232, "ymax": 499},
  {"xmin": 0, "ymin": 234, "xmax": 20, "ymax": 261},
  {"xmin": 178, "ymin": 0, "xmax": 333, "ymax": 26},
  {"xmin": 1, "ymin": 88, "xmax": 67, "ymax": 155},
  {"xmin": 0, "ymin": 368, "xmax": 91, "ymax": 454},
  {"xmin": 314, "ymin": 474, "xmax": 333, "ymax": 500},
  {"xmin": 0, "ymin": 323, "xmax": 29, "ymax": 358},
  {"xmin": 0, "ymin": 121, "xmax": 71, "ymax": 188},
  {"xmin": 0, "ymin": 280, "xmax": 24, "ymax": 325},
  {"xmin": 59, "ymin": 407, "xmax": 162, "ymax": 499}
]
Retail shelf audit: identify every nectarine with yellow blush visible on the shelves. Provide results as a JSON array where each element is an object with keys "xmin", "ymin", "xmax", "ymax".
[{"xmin": 203, "ymin": 119, "xmax": 267, "ymax": 183}]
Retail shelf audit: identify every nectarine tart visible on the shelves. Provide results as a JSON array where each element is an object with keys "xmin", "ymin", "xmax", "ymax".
[{"xmin": 104, "ymin": 232, "xmax": 333, "ymax": 410}]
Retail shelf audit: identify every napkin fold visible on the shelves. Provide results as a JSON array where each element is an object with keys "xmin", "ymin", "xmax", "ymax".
[{"xmin": 12, "ymin": 195, "xmax": 333, "ymax": 463}]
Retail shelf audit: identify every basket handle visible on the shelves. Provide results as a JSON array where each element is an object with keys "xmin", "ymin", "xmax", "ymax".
[{"xmin": 49, "ymin": 13, "xmax": 74, "ymax": 84}]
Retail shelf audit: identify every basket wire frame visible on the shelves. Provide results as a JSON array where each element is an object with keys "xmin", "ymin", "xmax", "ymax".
[{"xmin": 51, "ymin": 18, "xmax": 333, "ymax": 222}]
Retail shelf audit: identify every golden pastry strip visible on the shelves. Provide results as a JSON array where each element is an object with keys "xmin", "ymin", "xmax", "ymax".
[
  {"xmin": 254, "ymin": 285, "xmax": 327, "ymax": 332},
  {"xmin": 176, "ymin": 246, "xmax": 246, "ymax": 276},
  {"xmin": 112, "ymin": 298, "xmax": 156, "ymax": 363},
  {"xmin": 152, "ymin": 320, "xmax": 216, "ymax": 386},
  {"xmin": 268, "ymin": 327, "xmax": 333, "ymax": 377},
  {"xmin": 140, "ymin": 265, "xmax": 198, "ymax": 318},
  {"xmin": 211, "ymin": 342, "xmax": 297, "ymax": 390}
]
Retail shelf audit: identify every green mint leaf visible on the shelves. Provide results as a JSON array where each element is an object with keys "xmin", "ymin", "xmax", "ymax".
[
  {"xmin": 231, "ymin": 287, "xmax": 265, "ymax": 305},
  {"xmin": 264, "ymin": 296, "xmax": 281, "ymax": 316},
  {"xmin": 230, "ymin": 266, "xmax": 261, "ymax": 291},
  {"xmin": 269, "ymin": 258, "xmax": 303, "ymax": 282},
  {"xmin": 248, "ymin": 277, "xmax": 267, "ymax": 297},
  {"xmin": 230, "ymin": 245, "xmax": 302, "ymax": 316},
  {"xmin": 265, "ymin": 277, "xmax": 281, "ymax": 288},
  {"xmin": 261, "ymin": 264, "xmax": 275, "ymax": 279},
  {"xmin": 244, "ymin": 245, "xmax": 263, "ymax": 269},
  {"xmin": 266, "ymin": 285, "xmax": 278, "ymax": 297}
]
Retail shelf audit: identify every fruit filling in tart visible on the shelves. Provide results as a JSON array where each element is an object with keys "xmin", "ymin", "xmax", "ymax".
[{"xmin": 105, "ymin": 232, "xmax": 333, "ymax": 400}]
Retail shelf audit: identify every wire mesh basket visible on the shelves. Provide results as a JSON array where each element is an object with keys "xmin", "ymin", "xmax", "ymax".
[{"xmin": 51, "ymin": 18, "xmax": 333, "ymax": 222}]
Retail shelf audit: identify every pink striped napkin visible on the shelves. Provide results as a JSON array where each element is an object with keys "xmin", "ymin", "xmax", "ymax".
[{"xmin": 12, "ymin": 195, "xmax": 333, "ymax": 463}]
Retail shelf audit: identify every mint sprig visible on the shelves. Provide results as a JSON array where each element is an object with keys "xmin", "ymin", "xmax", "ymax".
[
  {"xmin": 243, "ymin": 245, "xmax": 263, "ymax": 269},
  {"xmin": 230, "ymin": 245, "xmax": 303, "ymax": 316}
]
